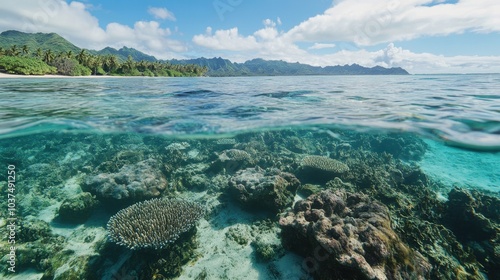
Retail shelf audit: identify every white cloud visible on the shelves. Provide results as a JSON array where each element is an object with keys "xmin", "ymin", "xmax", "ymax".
[
  {"xmin": 309, "ymin": 43, "xmax": 336, "ymax": 50},
  {"xmin": 1, "ymin": 0, "xmax": 499, "ymax": 73},
  {"xmin": 193, "ymin": 27, "xmax": 259, "ymax": 51},
  {"xmin": 285, "ymin": 0, "xmax": 500, "ymax": 46},
  {"xmin": 191, "ymin": 1, "xmax": 500, "ymax": 73},
  {"xmin": 148, "ymin": 7, "xmax": 176, "ymax": 21},
  {"xmin": 0, "ymin": 1, "xmax": 185, "ymax": 59}
]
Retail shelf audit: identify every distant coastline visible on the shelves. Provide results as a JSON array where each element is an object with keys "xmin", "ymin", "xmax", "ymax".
[
  {"xmin": 0, "ymin": 72, "xmax": 126, "ymax": 79},
  {"xmin": 1, "ymin": 30, "xmax": 409, "ymax": 77}
]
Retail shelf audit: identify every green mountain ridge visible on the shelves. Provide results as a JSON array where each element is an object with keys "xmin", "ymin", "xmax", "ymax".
[
  {"xmin": 0, "ymin": 30, "xmax": 80, "ymax": 54},
  {"xmin": 170, "ymin": 57, "xmax": 409, "ymax": 76},
  {"xmin": 0, "ymin": 30, "xmax": 157, "ymax": 62},
  {"xmin": 0, "ymin": 30, "xmax": 409, "ymax": 76}
]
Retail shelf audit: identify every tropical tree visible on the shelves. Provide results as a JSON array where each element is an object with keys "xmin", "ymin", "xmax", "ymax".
[
  {"xmin": 66, "ymin": 50, "xmax": 73, "ymax": 59},
  {"xmin": 76, "ymin": 49, "xmax": 87, "ymax": 65},
  {"xmin": 8, "ymin": 45, "xmax": 20, "ymax": 56},
  {"xmin": 102, "ymin": 55, "xmax": 119, "ymax": 73},
  {"xmin": 35, "ymin": 48, "xmax": 43, "ymax": 59},
  {"xmin": 87, "ymin": 55, "xmax": 103, "ymax": 75},
  {"xmin": 22, "ymin": 45, "xmax": 29, "ymax": 56},
  {"xmin": 43, "ymin": 49, "xmax": 55, "ymax": 64},
  {"xmin": 122, "ymin": 55, "xmax": 135, "ymax": 73},
  {"xmin": 0, "ymin": 47, "xmax": 5, "ymax": 57}
]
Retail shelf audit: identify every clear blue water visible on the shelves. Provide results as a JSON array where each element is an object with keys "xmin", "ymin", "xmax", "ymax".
[
  {"xmin": 1, "ymin": 75, "xmax": 499, "ymax": 148},
  {"xmin": 0, "ymin": 75, "xmax": 499, "ymax": 279}
]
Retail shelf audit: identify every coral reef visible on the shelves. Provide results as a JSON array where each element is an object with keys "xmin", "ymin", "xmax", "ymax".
[
  {"xmin": 207, "ymin": 149, "xmax": 254, "ymax": 174},
  {"xmin": 444, "ymin": 188, "xmax": 500, "ymax": 279},
  {"xmin": 368, "ymin": 133, "xmax": 428, "ymax": 161},
  {"xmin": 94, "ymin": 227, "xmax": 200, "ymax": 280},
  {"xmin": 228, "ymin": 167, "xmax": 300, "ymax": 213},
  {"xmin": 298, "ymin": 155, "xmax": 349, "ymax": 183},
  {"xmin": 301, "ymin": 155, "xmax": 349, "ymax": 174},
  {"xmin": 0, "ymin": 128, "xmax": 496, "ymax": 279},
  {"xmin": 215, "ymin": 138, "xmax": 237, "ymax": 147},
  {"xmin": 107, "ymin": 198, "xmax": 205, "ymax": 250},
  {"xmin": 82, "ymin": 158, "xmax": 167, "ymax": 201},
  {"xmin": 0, "ymin": 218, "xmax": 67, "ymax": 274},
  {"xmin": 57, "ymin": 192, "xmax": 98, "ymax": 223},
  {"xmin": 279, "ymin": 189, "xmax": 430, "ymax": 280}
]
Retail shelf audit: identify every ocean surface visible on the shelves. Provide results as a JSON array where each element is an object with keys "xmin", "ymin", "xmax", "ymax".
[{"xmin": 0, "ymin": 75, "xmax": 499, "ymax": 280}]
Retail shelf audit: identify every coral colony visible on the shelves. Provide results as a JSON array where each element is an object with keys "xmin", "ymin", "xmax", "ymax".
[{"xmin": 107, "ymin": 199, "xmax": 204, "ymax": 250}]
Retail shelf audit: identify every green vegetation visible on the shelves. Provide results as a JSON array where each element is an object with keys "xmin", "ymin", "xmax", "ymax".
[
  {"xmin": 0, "ymin": 30, "xmax": 207, "ymax": 77},
  {"xmin": 0, "ymin": 30, "xmax": 80, "ymax": 55},
  {"xmin": 0, "ymin": 56, "xmax": 56, "ymax": 75},
  {"xmin": 0, "ymin": 46, "xmax": 206, "ymax": 77},
  {"xmin": 0, "ymin": 30, "xmax": 409, "ymax": 77},
  {"xmin": 170, "ymin": 57, "xmax": 409, "ymax": 76}
]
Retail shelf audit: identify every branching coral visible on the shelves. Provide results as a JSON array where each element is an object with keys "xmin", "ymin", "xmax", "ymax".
[{"xmin": 107, "ymin": 198, "xmax": 204, "ymax": 250}]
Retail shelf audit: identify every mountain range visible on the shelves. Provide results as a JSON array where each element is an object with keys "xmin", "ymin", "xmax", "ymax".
[{"xmin": 0, "ymin": 30, "xmax": 409, "ymax": 76}]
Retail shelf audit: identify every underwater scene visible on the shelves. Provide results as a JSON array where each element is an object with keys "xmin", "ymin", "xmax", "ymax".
[{"xmin": 0, "ymin": 75, "xmax": 499, "ymax": 280}]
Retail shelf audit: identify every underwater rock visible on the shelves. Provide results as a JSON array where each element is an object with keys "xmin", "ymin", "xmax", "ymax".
[
  {"xmin": 444, "ymin": 187, "xmax": 500, "ymax": 279},
  {"xmin": 166, "ymin": 142, "xmax": 191, "ymax": 151},
  {"xmin": 18, "ymin": 219, "xmax": 53, "ymax": 243},
  {"xmin": 57, "ymin": 192, "xmax": 98, "ymax": 223},
  {"xmin": 170, "ymin": 163, "xmax": 210, "ymax": 191},
  {"xmin": 208, "ymin": 149, "xmax": 254, "ymax": 174},
  {"xmin": 367, "ymin": 134, "xmax": 428, "ymax": 161},
  {"xmin": 82, "ymin": 158, "xmax": 167, "ymax": 201},
  {"xmin": 297, "ymin": 184, "xmax": 323, "ymax": 198},
  {"xmin": 0, "ymin": 218, "xmax": 66, "ymax": 274},
  {"xmin": 398, "ymin": 218, "xmax": 485, "ymax": 280},
  {"xmin": 325, "ymin": 177, "xmax": 357, "ymax": 193},
  {"xmin": 107, "ymin": 198, "xmax": 205, "ymax": 250},
  {"xmin": 228, "ymin": 167, "xmax": 300, "ymax": 213},
  {"xmin": 279, "ymin": 189, "xmax": 430, "ymax": 280},
  {"xmin": 95, "ymin": 226, "xmax": 199, "ymax": 280},
  {"xmin": 445, "ymin": 188, "xmax": 498, "ymax": 241},
  {"xmin": 298, "ymin": 155, "xmax": 349, "ymax": 184}
]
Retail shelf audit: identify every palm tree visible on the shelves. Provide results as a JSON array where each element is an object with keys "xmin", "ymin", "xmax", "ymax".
[
  {"xmin": 122, "ymin": 55, "xmax": 135, "ymax": 73},
  {"xmin": 137, "ymin": 60, "xmax": 147, "ymax": 72},
  {"xmin": 87, "ymin": 55, "xmax": 102, "ymax": 75},
  {"xmin": 43, "ymin": 49, "xmax": 55, "ymax": 64},
  {"xmin": 9, "ymin": 45, "xmax": 19, "ymax": 56},
  {"xmin": 22, "ymin": 45, "xmax": 29, "ymax": 56},
  {"xmin": 109, "ymin": 55, "xmax": 119, "ymax": 73},
  {"xmin": 103, "ymin": 55, "xmax": 119, "ymax": 73},
  {"xmin": 35, "ymin": 48, "xmax": 43, "ymax": 59},
  {"xmin": 66, "ymin": 50, "xmax": 73, "ymax": 59},
  {"xmin": 76, "ymin": 49, "xmax": 87, "ymax": 65},
  {"xmin": 0, "ymin": 47, "xmax": 5, "ymax": 57}
]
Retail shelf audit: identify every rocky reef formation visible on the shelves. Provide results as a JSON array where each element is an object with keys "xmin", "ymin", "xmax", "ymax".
[
  {"xmin": 1, "ymin": 128, "xmax": 497, "ymax": 279},
  {"xmin": 107, "ymin": 198, "xmax": 205, "ymax": 250},
  {"xmin": 82, "ymin": 158, "xmax": 167, "ymax": 202},
  {"xmin": 207, "ymin": 148, "xmax": 255, "ymax": 174},
  {"xmin": 444, "ymin": 188, "xmax": 500, "ymax": 279},
  {"xmin": 228, "ymin": 167, "xmax": 300, "ymax": 213},
  {"xmin": 57, "ymin": 192, "xmax": 98, "ymax": 223},
  {"xmin": 279, "ymin": 189, "xmax": 430, "ymax": 280}
]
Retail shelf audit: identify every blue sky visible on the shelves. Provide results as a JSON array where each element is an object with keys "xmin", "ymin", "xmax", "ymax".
[{"xmin": 1, "ymin": 0, "xmax": 500, "ymax": 73}]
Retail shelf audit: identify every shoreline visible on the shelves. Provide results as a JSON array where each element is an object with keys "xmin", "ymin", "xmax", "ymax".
[{"xmin": 0, "ymin": 72, "xmax": 129, "ymax": 79}]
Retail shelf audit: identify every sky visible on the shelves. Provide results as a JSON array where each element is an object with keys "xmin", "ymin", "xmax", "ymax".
[{"xmin": 1, "ymin": 0, "xmax": 500, "ymax": 74}]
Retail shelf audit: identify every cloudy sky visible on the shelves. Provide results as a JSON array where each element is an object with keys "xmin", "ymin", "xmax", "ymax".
[{"xmin": 1, "ymin": 0, "xmax": 500, "ymax": 73}]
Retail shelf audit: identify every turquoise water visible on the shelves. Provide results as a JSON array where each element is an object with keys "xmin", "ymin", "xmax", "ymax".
[{"xmin": 0, "ymin": 75, "xmax": 499, "ymax": 279}]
